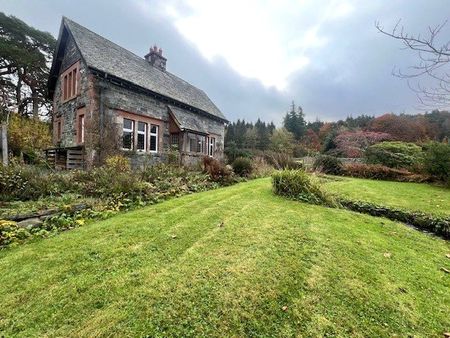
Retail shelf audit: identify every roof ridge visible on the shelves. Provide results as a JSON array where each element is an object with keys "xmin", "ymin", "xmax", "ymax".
[
  {"xmin": 60, "ymin": 16, "xmax": 227, "ymax": 121},
  {"xmin": 63, "ymin": 17, "xmax": 147, "ymax": 64},
  {"xmin": 63, "ymin": 18, "xmax": 203, "ymax": 86}
]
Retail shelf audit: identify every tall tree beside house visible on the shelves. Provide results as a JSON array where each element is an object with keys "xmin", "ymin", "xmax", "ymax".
[
  {"xmin": 0, "ymin": 12, "xmax": 56, "ymax": 118},
  {"xmin": 283, "ymin": 101, "xmax": 306, "ymax": 140}
]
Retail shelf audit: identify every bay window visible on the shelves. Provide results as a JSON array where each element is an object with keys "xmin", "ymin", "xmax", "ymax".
[{"xmin": 188, "ymin": 133, "xmax": 206, "ymax": 153}]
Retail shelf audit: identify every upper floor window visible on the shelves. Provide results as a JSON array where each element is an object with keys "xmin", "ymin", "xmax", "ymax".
[{"xmin": 61, "ymin": 62, "xmax": 79, "ymax": 102}]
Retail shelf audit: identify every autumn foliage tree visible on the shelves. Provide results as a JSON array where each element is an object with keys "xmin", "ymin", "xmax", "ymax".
[
  {"xmin": 368, "ymin": 113, "xmax": 430, "ymax": 142},
  {"xmin": 7, "ymin": 114, "xmax": 51, "ymax": 161},
  {"xmin": 334, "ymin": 130, "xmax": 392, "ymax": 157}
]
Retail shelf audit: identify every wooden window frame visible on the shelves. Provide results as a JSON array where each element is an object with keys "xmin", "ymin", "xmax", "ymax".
[
  {"xmin": 209, "ymin": 137, "xmax": 215, "ymax": 156},
  {"xmin": 137, "ymin": 121, "xmax": 147, "ymax": 152},
  {"xmin": 188, "ymin": 133, "xmax": 206, "ymax": 154},
  {"xmin": 61, "ymin": 61, "xmax": 80, "ymax": 103},
  {"xmin": 122, "ymin": 118, "xmax": 134, "ymax": 150},
  {"xmin": 118, "ymin": 110, "xmax": 163, "ymax": 153},
  {"xmin": 54, "ymin": 117, "xmax": 63, "ymax": 143},
  {"xmin": 149, "ymin": 125, "xmax": 159, "ymax": 153}
]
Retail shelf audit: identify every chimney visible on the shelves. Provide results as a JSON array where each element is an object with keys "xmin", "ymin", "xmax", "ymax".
[{"xmin": 144, "ymin": 45, "xmax": 167, "ymax": 71}]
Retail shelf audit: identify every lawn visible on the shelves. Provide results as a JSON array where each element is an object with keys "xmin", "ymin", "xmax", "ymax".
[
  {"xmin": 0, "ymin": 178, "xmax": 449, "ymax": 337},
  {"xmin": 322, "ymin": 176, "xmax": 450, "ymax": 216}
]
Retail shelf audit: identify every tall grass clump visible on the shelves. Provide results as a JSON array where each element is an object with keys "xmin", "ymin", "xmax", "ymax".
[{"xmin": 272, "ymin": 169, "xmax": 338, "ymax": 207}]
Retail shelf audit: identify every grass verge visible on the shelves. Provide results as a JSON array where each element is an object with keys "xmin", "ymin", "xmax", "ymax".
[{"xmin": 0, "ymin": 178, "xmax": 449, "ymax": 337}]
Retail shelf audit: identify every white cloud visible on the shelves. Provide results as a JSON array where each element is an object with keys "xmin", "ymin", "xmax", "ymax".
[{"xmin": 160, "ymin": 0, "xmax": 354, "ymax": 90}]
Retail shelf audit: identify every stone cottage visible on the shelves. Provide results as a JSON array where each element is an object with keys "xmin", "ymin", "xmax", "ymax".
[{"xmin": 47, "ymin": 17, "xmax": 227, "ymax": 169}]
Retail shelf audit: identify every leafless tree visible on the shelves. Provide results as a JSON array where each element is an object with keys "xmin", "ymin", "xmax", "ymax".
[{"xmin": 375, "ymin": 19, "xmax": 450, "ymax": 108}]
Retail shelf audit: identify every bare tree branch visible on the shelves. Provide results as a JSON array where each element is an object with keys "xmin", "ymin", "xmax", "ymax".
[{"xmin": 376, "ymin": 20, "xmax": 450, "ymax": 109}]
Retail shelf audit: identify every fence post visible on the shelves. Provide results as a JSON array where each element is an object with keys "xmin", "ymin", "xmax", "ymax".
[{"xmin": 1, "ymin": 123, "xmax": 8, "ymax": 166}]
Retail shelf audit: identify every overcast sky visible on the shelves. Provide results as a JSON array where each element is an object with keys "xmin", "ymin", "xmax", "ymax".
[{"xmin": 1, "ymin": 0, "xmax": 449, "ymax": 124}]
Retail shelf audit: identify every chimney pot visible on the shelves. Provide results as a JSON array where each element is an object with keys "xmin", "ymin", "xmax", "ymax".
[{"xmin": 144, "ymin": 44, "xmax": 167, "ymax": 71}]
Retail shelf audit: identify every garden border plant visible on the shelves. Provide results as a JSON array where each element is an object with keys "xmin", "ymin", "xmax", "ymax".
[
  {"xmin": 272, "ymin": 169, "xmax": 450, "ymax": 239},
  {"xmin": 0, "ymin": 156, "xmax": 242, "ymax": 249}
]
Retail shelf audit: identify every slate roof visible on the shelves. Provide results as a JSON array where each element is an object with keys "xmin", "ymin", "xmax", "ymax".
[
  {"xmin": 168, "ymin": 105, "xmax": 208, "ymax": 134},
  {"xmin": 60, "ymin": 17, "xmax": 226, "ymax": 121}
]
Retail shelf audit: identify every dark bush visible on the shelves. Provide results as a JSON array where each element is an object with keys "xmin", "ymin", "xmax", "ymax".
[
  {"xmin": 272, "ymin": 170, "xmax": 337, "ymax": 206},
  {"xmin": 423, "ymin": 142, "xmax": 450, "ymax": 184},
  {"xmin": 313, "ymin": 155, "xmax": 343, "ymax": 175},
  {"xmin": 232, "ymin": 157, "xmax": 252, "ymax": 177},
  {"xmin": 224, "ymin": 143, "xmax": 252, "ymax": 164},
  {"xmin": 202, "ymin": 156, "xmax": 235, "ymax": 185},
  {"xmin": 342, "ymin": 163, "xmax": 429, "ymax": 182},
  {"xmin": 364, "ymin": 141, "xmax": 423, "ymax": 170}
]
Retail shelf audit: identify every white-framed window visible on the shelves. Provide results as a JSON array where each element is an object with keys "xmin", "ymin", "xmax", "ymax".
[
  {"xmin": 188, "ymin": 133, "xmax": 205, "ymax": 153},
  {"xmin": 209, "ymin": 137, "xmax": 215, "ymax": 156},
  {"xmin": 123, "ymin": 118, "xmax": 134, "ymax": 150},
  {"xmin": 137, "ymin": 121, "xmax": 147, "ymax": 151},
  {"xmin": 149, "ymin": 124, "xmax": 158, "ymax": 152},
  {"xmin": 79, "ymin": 114, "xmax": 85, "ymax": 144}
]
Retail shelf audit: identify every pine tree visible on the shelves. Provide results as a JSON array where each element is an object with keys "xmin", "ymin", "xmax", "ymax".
[
  {"xmin": 0, "ymin": 12, "xmax": 56, "ymax": 117},
  {"xmin": 283, "ymin": 101, "xmax": 306, "ymax": 140}
]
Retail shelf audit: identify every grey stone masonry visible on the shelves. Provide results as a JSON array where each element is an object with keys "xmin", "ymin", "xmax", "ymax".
[{"xmin": 49, "ymin": 17, "xmax": 227, "ymax": 167}]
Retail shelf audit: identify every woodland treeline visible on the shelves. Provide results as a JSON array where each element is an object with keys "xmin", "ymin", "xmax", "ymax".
[{"xmin": 225, "ymin": 102, "xmax": 450, "ymax": 159}]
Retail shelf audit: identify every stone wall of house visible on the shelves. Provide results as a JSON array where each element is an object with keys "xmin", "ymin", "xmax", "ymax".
[
  {"xmin": 53, "ymin": 34, "xmax": 94, "ymax": 148},
  {"xmin": 100, "ymin": 80, "xmax": 226, "ymax": 162},
  {"xmin": 53, "ymin": 36, "xmax": 225, "ymax": 166}
]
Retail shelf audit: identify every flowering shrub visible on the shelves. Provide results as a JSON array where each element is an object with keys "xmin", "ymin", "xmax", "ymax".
[{"xmin": 334, "ymin": 130, "xmax": 392, "ymax": 158}]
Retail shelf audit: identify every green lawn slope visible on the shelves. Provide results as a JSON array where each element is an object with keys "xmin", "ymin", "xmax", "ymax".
[
  {"xmin": 323, "ymin": 176, "xmax": 450, "ymax": 217},
  {"xmin": 0, "ymin": 178, "xmax": 449, "ymax": 337}
]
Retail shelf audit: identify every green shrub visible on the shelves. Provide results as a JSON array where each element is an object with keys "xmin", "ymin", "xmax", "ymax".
[
  {"xmin": 364, "ymin": 141, "xmax": 423, "ymax": 170},
  {"xmin": 264, "ymin": 151, "xmax": 301, "ymax": 170},
  {"xmin": 0, "ymin": 165, "xmax": 28, "ymax": 201},
  {"xmin": 422, "ymin": 142, "xmax": 450, "ymax": 184},
  {"xmin": 272, "ymin": 170, "xmax": 337, "ymax": 207},
  {"xmin": 105, "ymin": 155, "xmax": 131, "ymax": 172},
  {"xmin": 232, "ymin": 157, "xmax": 252, "ymax": 177},
  {"xmin": 313, "ymin": 155, "xmax": 343, "ymax": 175},
  {"xmin": 342, "ymin": 163, "xmax": 429, "ymax": 182}
]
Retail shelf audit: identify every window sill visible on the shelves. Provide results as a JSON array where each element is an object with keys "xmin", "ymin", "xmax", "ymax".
[{"xmin": 61, "ymin": 95, "xmax": 79, "ymax": 104}]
